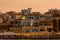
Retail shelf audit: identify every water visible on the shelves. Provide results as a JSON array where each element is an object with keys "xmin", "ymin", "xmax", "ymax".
[{"xmin": 0, "ymin": 37, "xmax": 59, "ymax": 40}]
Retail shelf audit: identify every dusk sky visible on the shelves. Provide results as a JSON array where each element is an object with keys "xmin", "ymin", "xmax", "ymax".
[{"xmin": 0, "ymin": 0, "xmax": 60, "ymax": 13}]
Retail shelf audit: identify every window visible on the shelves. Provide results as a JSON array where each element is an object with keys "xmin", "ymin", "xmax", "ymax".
[
  {"xmin": 23, "ymin": 22, "xmax": 30, "ymax": 26},
  {"xmin": 23, "ymin": 28, "xmax": 30, "ymax": 32},
  {"xmin": 15, "ymin": 21, "xmax": 18, "ymax": 24},
  {"xmin": 35, "ymin": 16, "xmax": 40, "ymax": 20},
  {"xmin": 40, "ymin": 23, "xmax": 48, "ymax": 26},
  {"xmin": 22, "ymin": 16, "xmax": 26, "ymax": 19},
  {"xmin": 33, "ymin": 22, "xmax": 39, "ymax": 27},
  {"xmin": 40, "ymin": 23, "xmax": 45, "ymax": 26},
  {"xmin": 40, "ymin": 29, "xmax": 45, "ymax": 31},
  {"xmin": 44, "ymin": 23, "xmax": 48, "ymax": 26},
  {"xmin": 40, "ymin": 23, "xmax": 42, "ymax": 26},
  {"xmin": 10, "ymin": 21, "xmax": 14, "ymax": 24},
  {"xmin": 26, "ymin": 16, "xmax": 34, "ymax": 20},
  {"xmin": 47, "ymin": 28, "xmax": 52, "ymax": 32},
  {"xmin": 32, "ymin": 28, "xmax": 38, "ymax": 32},
  {"xmin": 45, "ymin": 14, "xmax": 52, "ymax": 18}
]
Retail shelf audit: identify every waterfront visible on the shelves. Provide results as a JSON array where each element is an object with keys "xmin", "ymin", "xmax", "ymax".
[
  {"xmin": 0, "ymin": 39, "xmax": 60, "ymax": 40},
  {"xmin": 0, "ymin": 8, "xmax": 60, "ymax": 39}
]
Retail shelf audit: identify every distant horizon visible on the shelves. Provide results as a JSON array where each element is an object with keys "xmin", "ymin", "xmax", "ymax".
[{"xmin": 0, "ymin": 8, "xmax": 60, "ymax": 14}]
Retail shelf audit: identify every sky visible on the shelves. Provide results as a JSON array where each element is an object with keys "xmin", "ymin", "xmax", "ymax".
[{"xmin": 0, "ymin": 0, "xmax": 60, "ymax": 13}]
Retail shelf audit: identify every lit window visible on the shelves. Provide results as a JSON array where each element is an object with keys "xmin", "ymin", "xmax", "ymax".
[
  {"xmin": 23, "ymin": 22, "xmax": 30, "ymax": 26},
  {"xmin": 23, "ymin": 28, "xmax": 30, "ymax": 32},
  {"xmin": 22, "ymin": 16, "xmax": 25, "ymax": 19},
  {"xmin": 32, "ymin": 28, "xmax": 38, "ymax": 32}
]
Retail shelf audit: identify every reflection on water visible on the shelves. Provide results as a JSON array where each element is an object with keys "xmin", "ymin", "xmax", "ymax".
[{"xmin": 0, "ymin": 39, "xmax": 60, "ymax": 40}]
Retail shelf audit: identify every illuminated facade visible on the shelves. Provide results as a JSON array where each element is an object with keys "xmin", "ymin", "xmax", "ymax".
[{"xmin": 0, "ymin": 8, "xmax": 60, "ymax": 37}]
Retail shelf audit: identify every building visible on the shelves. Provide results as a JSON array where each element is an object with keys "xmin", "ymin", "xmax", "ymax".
[
  {"xmin": 45, "ymin": 8, "xmax": 60, "ymax": 32},
  {"xmin": 21, "ymin": 8, "xmax": 32, "ymax": 15},
  {"xmin": 0, "ymin": 8, "xmax": 60, "ymax": 37}
]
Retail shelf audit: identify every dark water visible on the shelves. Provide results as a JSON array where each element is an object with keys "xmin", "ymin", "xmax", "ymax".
[{"xmin": 0, "ymin": 38, "xmax": 59, "ymax": 40}]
